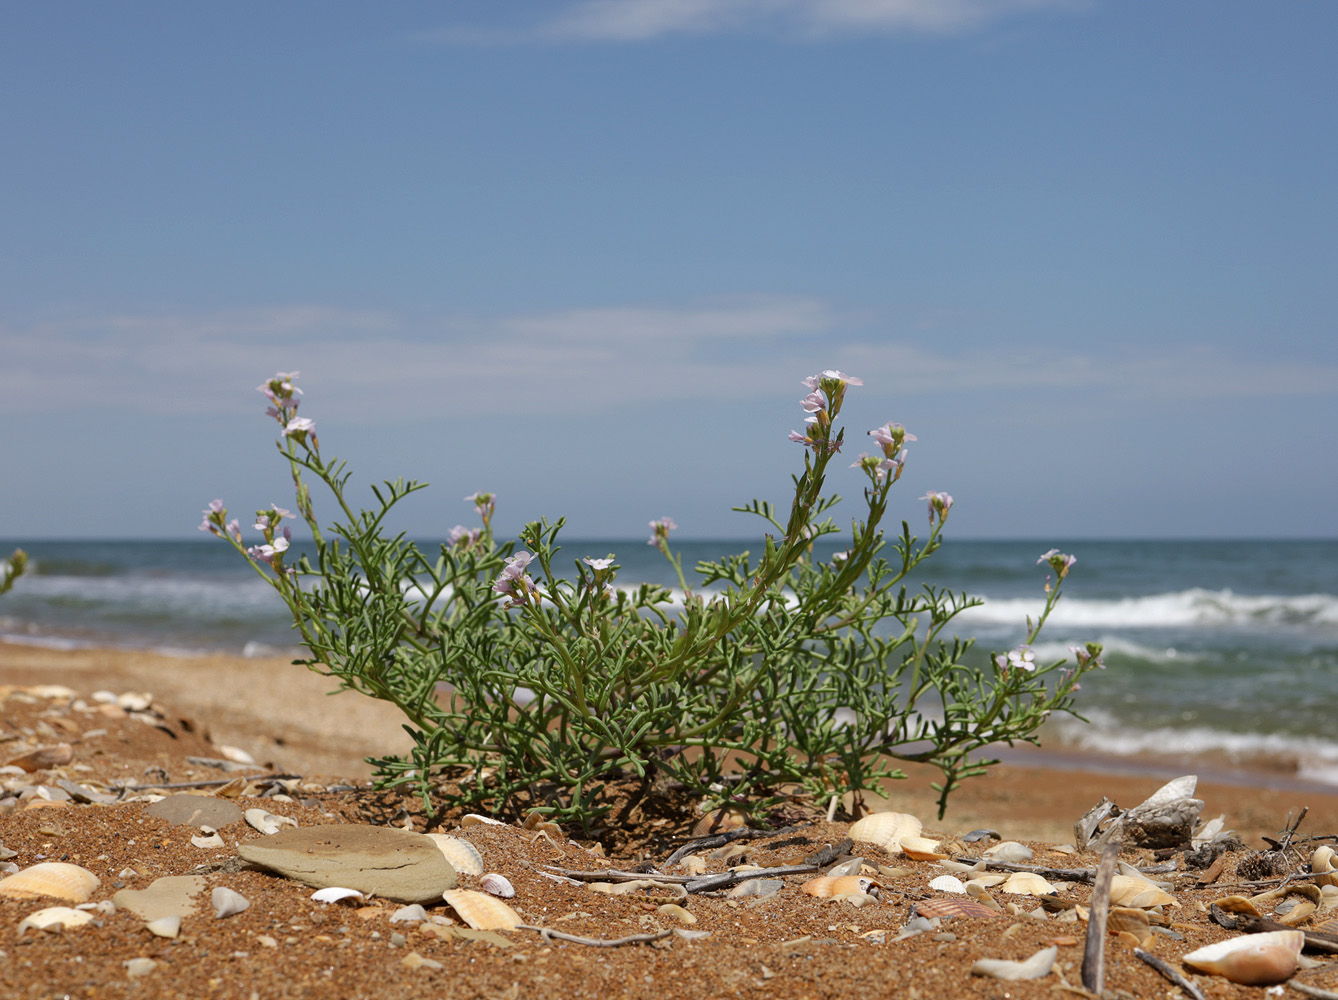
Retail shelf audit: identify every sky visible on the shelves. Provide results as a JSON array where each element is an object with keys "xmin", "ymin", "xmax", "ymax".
[{"xmin": 2, "ymin": 0, "xmax": 1335, "ymax": 542}]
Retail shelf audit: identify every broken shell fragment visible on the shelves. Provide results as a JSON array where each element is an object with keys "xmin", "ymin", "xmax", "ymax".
[
  {"xmin": 1313, "ymin": 845, "xmax": 1337, "ymax": 888},
  {"xmin": 999, "ymin": 872, "xmax": 1055, "ymax": 896},
  {"xmin": 1109, "ymin": 874, "xmax": 1177, "ymax": 909},
  {"xmin": 18, "ymin": 906, "xmax": 96, "ymax": 933},
  {"xmin": 1181, "ymin": 929, "xmax": 1304, "ymax": 985},
  {"xmin": 146, "ymin": 915, "xmax": 182, "ymax": 939},
  {"xmin": 210, "ymin": 887, "xmax": 250, "ymax": 918},
  {"xmin": 971, "ymin": 945, "xmax": 1058, "ymax": 981},
  {"xmin": 442, "ymin": 889, "xmax": 522, "ymax": 931},
  {"xmin": 849, "ymin": 812, "xmax": 923, "ymax": 852},
  {"xmin": 0, "ymin": 862, "xmax": 100, "ymax": 903},
  {"xmin": 899, "ymin": 836, "xmax": 947, "ymax": 861},
  {"xmin": 244, "ymin": 808, "xmax": 297, "ymax": 836},
  {"xmin": 800, "ymin": 875, "xmax": 878, "ymax": 898},
  {"xmin": 426, "ymin": 834, "xmax": 484, "ymax": 876},
  {"xmin": 311, "ymin": 887, "xmax": 365, "ymax": 904},
  {"xmin": 479, "ymin": 873, "xmax": 515, "ymax": 898}
]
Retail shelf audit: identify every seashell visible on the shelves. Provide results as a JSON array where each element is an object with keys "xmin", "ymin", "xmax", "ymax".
[
  {"xmin": 658, "ymin": 903, "xmax": 696, "ymax": 923},
  {"xmin": 1181, "ymin": 929, "xmax": 1304, "ymax": 985},
  {"xmin": 460, "ymin": 813, "xmax": 506, "ymax": 828},
  {"xmin": 311, "ymin": 887, "xmax": 364, "ymax": 904},
  {"xmin": 999, "ymin": 872, "xmax": 1055, "ymax": 896},
  {"xmin": 1313, "ymin": 845, "xmax": 1338, "ymax": 888},
  {"xmin": 5, "ymin": 743, "xmax": 74, "ymax": 772},
  {"xmin": 389, "ymin": 904, "xmax": 429, "ymax": 924},
  {"xmin": 928, "ymin": 875, "xmax": 966, "ymax": 894},
  {"xmin": 899, "ymin": 836, "xmax": 946, "ymax": 861},
  {"xmin": 801, "ymin": 875, "xmax": 877, "ymax": 898},
  {"xmin": 984, "ymin": 841, "xmax": 1034, "ymax": 864},
  {"xmin": 146, "ymin": 915, "xmax": 181, "ymax": 939},
  {"xmin": 849, "ymin": 812, "xmax": 923, "ymax": 852},
  {"xmin": 124, "ymin": 958, "xmax": 158, "ymax": 978},
  {"xmin": 963, "ymin": 829, "xmax": 1001, "ymax": 842},
  {"xmin": 443, "ymin": 888, "xmax": 522, "ymax": 931},
  {"xmin": 971, "ymin": 945, "xmax": 1058, "ymax": 981},
  {"xmin": 677, "ymin": 854, "xmax": 708, "ymax": 876},
  {"xmin": 522, "ymin": 811, "xmax": 565, "ymax": 840},
  {"xmin": 966, "ymin": 874, "xmax": 1007, "ymax": 888},
  {"xmin": 824, "ymin": 857, "xmax": 867, "ymax": 877},
  {"xmin": 727, "ymin": 878, "xmax": 782, "ymax": 899},
  {"xmin": 191, "ymin": 833, "xmax": 225, "ymax": 849},
  {"xmin": 425, "ymin": 834, "xmax": 484, "ymax": 876},
  {"xmin": 244, "ymin": 808, "xmax": 297, "ymax": 836},
  {"xmin": 18, "ymin": 906, "xmax": 96, "ymax": 933},
  {"xmin": 965, "ymin": 882, "xmax": 1003, "ymax": 910},
  {"xmin": 210, "ymin": 887, "xmax": 250, "ymax": 918},
  {"xmin": 0, "ymin": 862, "xmax": 100, "ymax": 903},
  {"xmin": 1107, "ymin": 907, "xmax": 1153, "ymax": 948},
  {"xmin": 1110, "ymin": 874, "xmax": 1176, "ymax": 909},
  {"xmin": 916, "ymin": 896, "xmax": 1000, "ymax": 920},
  {"xmin": 479, "ymin": 873, "xmax": 515, "ymax": 898}
]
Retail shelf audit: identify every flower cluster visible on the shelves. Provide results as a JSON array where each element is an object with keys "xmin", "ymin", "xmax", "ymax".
[
  {"xmin": 789, "ymin": 370, "xmax": 861, "ymax": 453},
  {"xmin": 493, "ymin": 551, "xmax": 539, "ymax": 606},
  {"xmin": 647, "ymin": 517, "xmax": 677, "ymax": 551},
  {"xmin": 920, "ymin": 491, "xmax": 954, "ymax": 526},
  {"xmin": 258, "ymin": 372, "xmax": 317, "ymax": 449},
  {"xmin": 995, "ymin": 644, "xmax": 1037, "ymax": 673},
  {"xmin": 852, "ymin": 421, "xmax": 916, "ymax": 484},
  {"xmin": 1038, "ymin": 548, "xmax": 1077, "ymax": 578},
  {"xmin": 448, "ymin": 524, "xmax": 484, "ymax": 550},
  {"xmin": 197, "ymin": 499, "xmax": 242, "ymax": 542},
  {"xmin": 247, "ymin": 503, "xmax": 294, "ymax": 568}
]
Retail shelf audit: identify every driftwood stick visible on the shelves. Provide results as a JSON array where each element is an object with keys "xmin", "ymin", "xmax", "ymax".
[
  {"xmin": 1081, "ymin": 839, "xmax": 1121, "ymax": 994},
  {"xmin": 1290, "ymin": 981, "xmax": 1338, "ymax": 1000},
  {"xmin": 538, "ymin": 863, "xmax": 821, "ymax": 894},
  {"xmin": 663, "ymin": 824, "xmax": 804, "ymax": 866},
  {"xmin": 954, "ymin": 856, "xmax": 1175, "ymax": 884},
  {"xmin": 522, "ymin": 925, "xmax": 672, "ymax": 948},
  {"xmin": 122, "ymin": 773, "xmax": 302, "ymax": 791},
  {"xmin": 1134, "ymin": 948, "xmax": 1207, "ymax": 1000}
]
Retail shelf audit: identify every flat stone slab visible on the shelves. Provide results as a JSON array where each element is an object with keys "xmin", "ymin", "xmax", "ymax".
[
  {"xmin": 144, "ymin": 794, "xmax": 244, "ymax": 828},
  {"xmin": 237, "ymin": 824, "xmax": 457, "ymax": 904},
  {"xmin": 113, "ymin": 875, "xmax": 207, "ymax": 921}
]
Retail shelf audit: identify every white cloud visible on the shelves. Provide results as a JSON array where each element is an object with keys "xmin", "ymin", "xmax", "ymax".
[
  {"xmin": 2, "ymin": 299, "xmax": 1332, "ymax": 424},
  {"xmin": 420, "ymin": 0, "xmax": 1090, "ymax": 45}
]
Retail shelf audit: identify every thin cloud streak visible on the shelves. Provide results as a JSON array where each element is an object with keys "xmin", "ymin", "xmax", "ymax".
[
  {"xmin": 417, "ymin": 0, "xmax": 1090, "ymax": 45},
  {"xmin": 2, "ymin": 299, "xmax": 1331, "ymax": 422}
]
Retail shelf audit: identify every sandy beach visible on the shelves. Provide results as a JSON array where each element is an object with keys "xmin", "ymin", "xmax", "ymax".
[{"xmin": 4, "ymin": 641, "xmax": 1336, "ymax": 847}]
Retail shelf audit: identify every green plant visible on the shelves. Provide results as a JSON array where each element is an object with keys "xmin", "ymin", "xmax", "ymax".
[
  {"xmin": 200, "ymin": 370, "xmax": 1102, "ymax": 833},
  {"xmin": 0, "ymin": 548, "xmax": 26, "ymax": 596}
]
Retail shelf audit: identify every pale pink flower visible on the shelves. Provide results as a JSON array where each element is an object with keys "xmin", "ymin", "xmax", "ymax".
[
  {"xmin": 583, "ymin": 557, "xmax": 615, "ymax": 571},
  {"xmin": 284, "ymin": 416, "xmax": 315, "ymax": 437},
  {"xmin": 920, "ymin": 491, "xmax": 954, "ymax": 526}
]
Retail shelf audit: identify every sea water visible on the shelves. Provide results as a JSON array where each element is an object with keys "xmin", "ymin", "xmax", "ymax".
[{"xmin": 2, "ymin": 537, "xmax": 1335, "ymax": 784}]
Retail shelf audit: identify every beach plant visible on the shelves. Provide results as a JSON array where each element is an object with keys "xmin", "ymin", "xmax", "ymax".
[
  {"xmin": 0, "ymin": 548, "xmax": 26, "ymax": 596},
  {"xmin": 200, "ymin": 370, "xmax": 1103, "ymax": 833}
]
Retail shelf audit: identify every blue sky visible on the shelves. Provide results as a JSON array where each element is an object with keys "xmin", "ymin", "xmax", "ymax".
[{"xmin": 2, "ymin": 0, "xmax": 1334, "ymax": 541}]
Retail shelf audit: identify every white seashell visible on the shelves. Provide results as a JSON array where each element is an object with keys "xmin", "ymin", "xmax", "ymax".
[
  {"xmin": 1110, "ymin": 874, "xmax": 1177, "ymax": 908},
  {"xmin": 443, "ymin": 888, "xmax": 522, "ymax": 930},
  {"xmin": 479, "ymin": 873, "xmax": 515, "ymax": 898},
  {"xmin": 18, "ymin": 906, "xmax": 96, "ymax": 933},
  {"xmin": 146, "ymin": 915, "xmax": 181, "ymax": 939},
  {"xmin": 311, "ymin": 887, "xmax": 364, "ymax": 904},
  {"xmin": 849, "ymin": 811, "xmax": 923, "ymax": 852},
  {"xmin": 460, "ymin": 813, "xmax": 506, "ymax": 827},
  {"xmin": 928, "ymin": 875, "xmax": 966, "ymax": 894},
  {"xmin": 244, "ymin": 808, "xmax": 297, "ymax": 836},
  {"xmin": 389, "ymin": 904, "xmax": 429, "ymax": 924},
  {"xmin": 124, "ymin": 958, "xmax": 158, "ymax": 978},
  {"xmin": 971, "ymin": 945, "xmax": 1058, "ymax": 981},
  {"xmin": 899, "ymin": 836, "xmax": 946, "ymax": 860},
  {"xmin": 1181, "ymin": 930, "xmax": 1304, "ymax": 985},
  {"xmin": 0, "ymin": 862, "xmax": 100, "ymax": 903},
  {"xmin": 983, "ymin": 841, "xmax": 1034, "ymax": 864},
  {"xmin": 191, "ymin": 833, "xmax": 225, "ymax": 849},
  {"xmin": 425, "ymin": 834, "xmax": 484, "ymax": 876},
  {"xmin": 999, "ymin": 872, "xmax": 1056, "ymax": 896},
  {"xmin": 210, "ymin": 887, "xmax": 250, "ymax": 918}
]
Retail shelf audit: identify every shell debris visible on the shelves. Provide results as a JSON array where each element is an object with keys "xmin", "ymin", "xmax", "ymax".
[
  {"xmin": 442, "ymin": 889, "xmax": 522, "ymax": 931},
  {"xmin": 1181, "ymin": 929, "xmax": 1304, "ymax": 985},
  {"xmin": 0, "ymin": 862, "xmax": 100, "ymax": 903},
  {"xmin": 18, "ymin": 906, "xmax": 96, "ymax": 933}
]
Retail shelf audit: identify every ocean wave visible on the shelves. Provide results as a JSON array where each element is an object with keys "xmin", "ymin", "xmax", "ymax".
[
  {"xmin": 958, "ymin": 588, "xmax": 1338, "ymax": 630},
  {"xmin": 1045, "ymin": 709, "xmax": 1338, "ymax": 786}
]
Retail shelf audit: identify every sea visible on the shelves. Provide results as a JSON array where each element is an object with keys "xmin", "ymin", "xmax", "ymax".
[{"xmin": 2, "ymin": 537, "xmax": 1336, "ymax": 786}]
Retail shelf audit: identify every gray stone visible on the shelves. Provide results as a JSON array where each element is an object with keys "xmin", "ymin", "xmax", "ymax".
[
  {"xmin": 144, "ymin": 794, "xmax": 244, "ymax": 828},
  {"xmin": 113, "ymin": 875, "xmax": 207, "ymax": 920},
  {"xmin": 237, "ymin": 824, "xmax": 457, "ymax": 904}
]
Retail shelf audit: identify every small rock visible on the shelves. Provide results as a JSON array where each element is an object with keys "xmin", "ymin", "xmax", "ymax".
[
  {"xmin": 144, "ymin": 794, "xmax": 244, "ymax": 829},
  {"xmin": 146, "ymin": 915, "xmax": 181, "ymax": 939},
  {"xmin": 124, "ymin": 958, "xmax": 158, "ymax": 978},
  {"xmin": 401, "ymin": 951, "xmax": 445, "ymax": 971},
  {"xmin": 237, "ymin": 825, "xmax": 458, "ymax": 904}
]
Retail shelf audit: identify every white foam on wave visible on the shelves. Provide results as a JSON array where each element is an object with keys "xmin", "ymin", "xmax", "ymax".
[
  {"xmin": 958, "ymin": 588, "xmax": 1338, "ymax": 630},
  {"xmin": 1045, "ymin": 709, "xmax": 1338, "ymax": 787},
  {"xmin": 1026, "ymin": 636, "xmax": 1207, "ymax": 665}
]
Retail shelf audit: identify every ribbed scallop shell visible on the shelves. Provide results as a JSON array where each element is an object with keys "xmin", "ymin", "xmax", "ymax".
[
  {"xmin": 800, "ymin": 875, "xmax": 877, "ymax": 898},
  {"xmin": 0, "ymin": 862, "xmax": 100, "ymax": 903},
  {"xmin": 899, "ymin": 836, "xmax": 946, "ymax": 861},
  {"xmin": 1181, "ymin": 929, "xmax": 1304, "ymax": 985},
  {"xmin": 479, "ymin": 873, "xmax": 515, "ymax": 898},
  {"xmin": 426, "ymin": 834, "xmax": 484, "ymax": 876},
  {"xmin": 849, "ymin": 811, "xmax": 923, "ymax": 851},
  {"xmin": 443, "ymin": 888, "xmax": 522, "ymax": 930}
]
